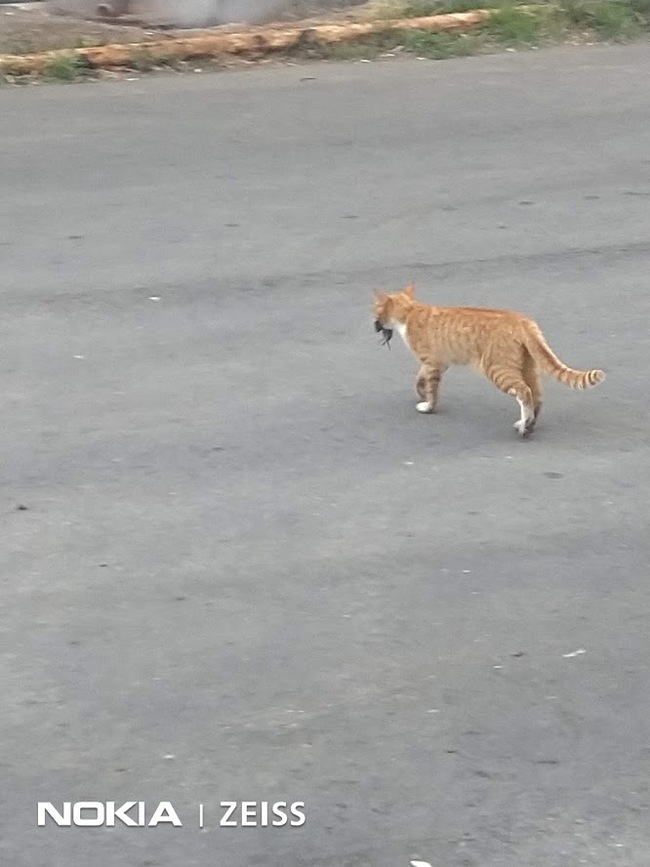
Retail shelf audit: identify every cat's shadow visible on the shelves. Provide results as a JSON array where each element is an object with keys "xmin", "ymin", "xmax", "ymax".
[{"xmin": 360, "ymin": 384, "xmax": 611, "ymax": 450}]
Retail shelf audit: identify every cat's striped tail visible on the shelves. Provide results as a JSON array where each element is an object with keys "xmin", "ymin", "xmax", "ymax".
[{"xmin": 525, "ymin": 323, "xmax": 605, "ymax": 389}]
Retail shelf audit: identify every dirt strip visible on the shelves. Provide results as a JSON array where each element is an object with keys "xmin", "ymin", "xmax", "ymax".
[{"xmin": 0, "ymin": 9, "xmax": 492, "ymax": 74}]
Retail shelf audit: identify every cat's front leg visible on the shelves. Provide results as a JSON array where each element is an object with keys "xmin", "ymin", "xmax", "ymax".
[
  {"xmin": 416, "ymin": 363, "xmax": 445, "ymax": 414},
  {"xmin": 415, "ymin": 364, "xmax": 427, "ymax": 400}
]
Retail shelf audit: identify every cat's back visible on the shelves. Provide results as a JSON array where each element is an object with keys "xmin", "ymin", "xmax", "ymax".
[
  {"xmin": 439, "ymin": 304, "xmax": 527, "ymax": 321},
  {"xmin": 433, "ymin": 305, "xmax": 530, "ymax": 334},
  {"xmin": 413, "ymin": 304, "xmax": 531, "ymax": 362}
]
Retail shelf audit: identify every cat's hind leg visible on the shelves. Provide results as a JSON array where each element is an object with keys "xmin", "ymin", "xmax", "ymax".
[
  {"xmin": 513, "ymin": 393, "xmax": 535, "ymax": 436},
  {"xmin": 522, "ymin": 349, "xmax": 543, "ymax": 431},
  {"xmin": 485, "ymin": 363, "xmax": 535, "ymax": 436}
]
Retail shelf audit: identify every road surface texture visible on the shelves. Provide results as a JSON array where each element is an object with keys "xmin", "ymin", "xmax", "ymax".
[{"xmin": 1, "ymin": 45, "xmax": 650, "ymax": 867}]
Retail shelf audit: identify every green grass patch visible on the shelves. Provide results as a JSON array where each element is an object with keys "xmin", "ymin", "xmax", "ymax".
[
  {"xmin": 294, "ymin": 0, "xmax": 650, "ymax": 64},
  {"xmin": 298, "ymin": 26, "xmax": 488, "ymax": 59},
  {"xmin": 482, "ymin": 6, "xmax": 543, "ymax": 43},
  {"xmin": 72, "ymin": 36, "xmax": 110, "ymax": 49},
  {"xmin": 367, "ymin": 0, "xmax": 650, "ymax": 44},
  {"xmin": 405, "ymin": 0, "xmax": 517, "ymax": 13},
  {"xmin": 43, "ymin": 54, "xmax": 89, "ymax": 81},
  {"xmin": 560, "ymin": 0, "xmax": 643, "ymax": 38},
  {"xmin": 372, "ymin": 0, "xmax": 546, "ymax": 17},
  {"xmin": 127, "ymin": 48, "xmax": 181, "ymax": 72},
  {"xmin": 128, "ymin": 48, "xmax": 159, "ymax": 71},
  {"xmin": 401, "ymin": 28, "xmax": 487, "ymax": 54},
  {"xmin": 297, "ymin": 28, "xmax": 405, "ymax": 59}
]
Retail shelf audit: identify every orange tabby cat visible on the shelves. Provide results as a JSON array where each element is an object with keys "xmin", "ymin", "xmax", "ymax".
[{"xmin": 373, "ymin": 284, "xmax": 605, "ymax": 436}]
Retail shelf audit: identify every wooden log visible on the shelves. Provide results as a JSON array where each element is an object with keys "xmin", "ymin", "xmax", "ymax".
[{"xmin": 0, "ymin": 10, "xmax": 493, "ymax": 75}]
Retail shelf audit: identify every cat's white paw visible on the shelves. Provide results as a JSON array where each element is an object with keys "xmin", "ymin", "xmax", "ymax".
[
  {"xmin": 514, "ymin": 418, "xmax": 535, "ymax": 436},
  {"xmin": 416, "ymin": 401, "xmax": 434, "ymax": 414}
]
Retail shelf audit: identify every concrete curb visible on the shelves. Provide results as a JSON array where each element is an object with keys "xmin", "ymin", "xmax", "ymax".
[{"xmin": 0, "ymin": 9, "xmax": 496, "ymax": 74}]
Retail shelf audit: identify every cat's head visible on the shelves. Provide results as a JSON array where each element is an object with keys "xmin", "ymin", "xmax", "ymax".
[{"xmin": 373, "ymin": 283, "xmax": 416, "ymax": 342}]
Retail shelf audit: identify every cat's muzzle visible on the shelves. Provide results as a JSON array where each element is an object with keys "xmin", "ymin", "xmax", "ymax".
[{"xmin": 374, "ymin": 320, "xmax": 393, "ymax": 346}]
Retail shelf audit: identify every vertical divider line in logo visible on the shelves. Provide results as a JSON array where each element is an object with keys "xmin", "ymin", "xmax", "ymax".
[{"xmin": 198, "ymin": 804, "xmax": 204, "ymax": 829}]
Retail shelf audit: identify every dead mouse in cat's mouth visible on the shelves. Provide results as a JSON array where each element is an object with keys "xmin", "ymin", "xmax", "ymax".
[{"xmin": 374, "ymin": 319, "xmax": 393, "ymax": 347}]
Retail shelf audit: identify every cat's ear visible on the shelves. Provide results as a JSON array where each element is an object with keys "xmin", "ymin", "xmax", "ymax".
[
  {"xmin": 374, "ymin": 291, "xmax": 388, "ymax": 302},
  {"xmin": 403, "ymin": 283, "xmax": 416, "ymax": 298}
]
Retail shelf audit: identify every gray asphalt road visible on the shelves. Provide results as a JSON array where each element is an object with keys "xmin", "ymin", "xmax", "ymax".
[{"xmin": 1, "ymin": 44, "xmax": 650, "ymax": 867}]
